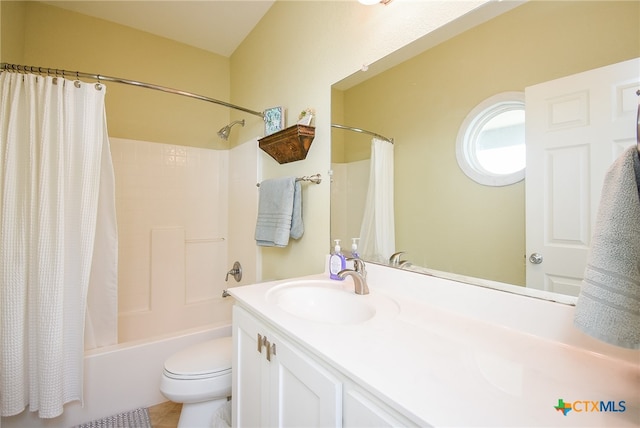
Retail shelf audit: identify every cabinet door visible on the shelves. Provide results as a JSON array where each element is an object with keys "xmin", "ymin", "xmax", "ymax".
[
  {"xmin": 344, "ymin": 388, "xmax": 415, "ymax": 427},
  {"xmin": 233, "ymin": 305, "xmax": 271, "ymax": 427},
  {"xmin": 269, "ymin": 331, "xmax": 342, "ymax": 427},
  {"xmin": 233, "ymin": 305, "xmax": 342, "ymax": 428}
]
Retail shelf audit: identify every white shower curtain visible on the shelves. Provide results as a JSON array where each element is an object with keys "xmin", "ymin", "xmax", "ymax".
[
  {"xmin": 0, "ymin": 72, "xmax": 117, "ymax": 419},
  {"xmin": 359, "ymin": 137, "xmax": 395, "ymax": 263}
]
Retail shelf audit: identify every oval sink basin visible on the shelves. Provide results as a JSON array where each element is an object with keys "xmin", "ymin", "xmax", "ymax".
[{"xmin": 266, "ymin": 280, "xmax": 376, "ymax": 324}]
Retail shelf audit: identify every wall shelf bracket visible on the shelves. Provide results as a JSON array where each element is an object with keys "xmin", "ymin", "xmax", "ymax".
[{"xmin": 258, "ymin": 124, "xmax": 315, "ymax": 164}]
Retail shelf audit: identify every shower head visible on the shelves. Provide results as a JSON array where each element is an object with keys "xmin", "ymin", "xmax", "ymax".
[{"xmin": 217, "ymin": 119, "xmax": 245, "ymax": 140}]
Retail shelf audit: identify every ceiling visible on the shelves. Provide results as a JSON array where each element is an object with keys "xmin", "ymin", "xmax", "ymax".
[{"xmin": 43, "ymin": 1, "xmax": 276, "ymax": 57}]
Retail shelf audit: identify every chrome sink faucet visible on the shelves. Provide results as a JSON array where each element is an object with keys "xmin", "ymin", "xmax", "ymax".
[
  {"xmin": 338, "ymin": 258, "xmax": 369, "ymax": 295},
  {"xmin": 389, "ymin": 251, "xmax": 405, "ymax": 266}
]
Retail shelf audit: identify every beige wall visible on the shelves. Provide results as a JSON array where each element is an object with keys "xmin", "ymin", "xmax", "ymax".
[
  {"xmin": 2, "ymin": 0, "xmax": 515, "ymax": 282},
  {"xmin": 1, "ymin": 1, "xmax": 231, "ymax": 149},
  {"xmin": 335, "ymin": 1, "xmax": 640, "ymax": 285},
  {"xmin": 0, "ymin": 1, "xmax": 26, "ymax": 64},
  {"xmin": 230, "ymin": 0, "xmax": 493, "ymax": 280}
]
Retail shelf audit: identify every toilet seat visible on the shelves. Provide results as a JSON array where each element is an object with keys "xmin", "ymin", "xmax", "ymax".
[
  {"xmin": 163, "ymin": 336, "xmax": 232, "ymax": 381},
  {"xmin": 160, "ymin": 336, "xmax": 233, "ymax": 427}
]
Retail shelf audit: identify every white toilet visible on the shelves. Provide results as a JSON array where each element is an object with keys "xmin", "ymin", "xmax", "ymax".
[{"xmin": 160, "ymin": 336, "xmax": 232, "ymax": 428}]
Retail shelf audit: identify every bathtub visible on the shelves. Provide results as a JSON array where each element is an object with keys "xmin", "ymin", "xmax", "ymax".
[{"xmin": 1, "ymin": 322, "xmax": 231, "ymax": 428}]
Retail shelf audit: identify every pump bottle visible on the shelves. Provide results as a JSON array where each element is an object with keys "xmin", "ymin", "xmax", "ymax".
[
  {"xmin": 350, "ymin": 238, "xmax": 360, "ymax": 259},
  {"xmin": 329, "ymin": 239, "xmax": 346, "ymax": 280}
]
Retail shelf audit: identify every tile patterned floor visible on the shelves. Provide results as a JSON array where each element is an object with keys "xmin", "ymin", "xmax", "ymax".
[{"xmin": 148, "ymin": 401, "xmax": 181, "ymax": 428}]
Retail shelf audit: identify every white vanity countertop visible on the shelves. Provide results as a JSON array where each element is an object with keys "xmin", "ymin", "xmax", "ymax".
[{"xmin": 229, "ymin": 264, "xmax": 640, "ymax": 427}]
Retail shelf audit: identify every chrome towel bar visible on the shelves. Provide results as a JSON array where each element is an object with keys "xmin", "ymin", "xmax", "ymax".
[{"xmin": 256, "ymin": 174, "xmax": 321, "ymax": 187}]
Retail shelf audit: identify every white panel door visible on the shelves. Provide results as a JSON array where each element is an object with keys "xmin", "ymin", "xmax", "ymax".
[{"xmin": 525, "ymin": 58, "xmax": 640, "ymax": 295}]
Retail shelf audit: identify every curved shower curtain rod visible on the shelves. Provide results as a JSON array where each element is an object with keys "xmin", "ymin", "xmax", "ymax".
[
  {"xmin": 331, "ymin": 123, "xmax": 394, "ymax": 144},
  {"xmin": 0, "ymin": 62, "xmax": 265, "ymax": 118}
]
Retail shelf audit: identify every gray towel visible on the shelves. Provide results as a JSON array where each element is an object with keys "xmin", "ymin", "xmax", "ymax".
[
  {"xmin": 255, "ymin": 177, "xmax": 303, "ymax": 247},
  {"xmin": 574, "ymin": 146, "xmax": 640, "ymax": 349}
]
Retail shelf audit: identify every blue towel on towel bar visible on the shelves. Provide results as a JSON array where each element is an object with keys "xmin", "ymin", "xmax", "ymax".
[
  {"xmin": 255, "ymin": 177, "xmax": 303, "ymax": 247},
  {"xmin": 574, "ymin": 146, "xmax": 640, "ymax": 349}
]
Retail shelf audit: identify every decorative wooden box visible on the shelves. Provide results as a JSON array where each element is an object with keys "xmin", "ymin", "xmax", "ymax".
[{"xmin": 258, "ymin": 124, "xmax": 315, "ymax": 164}]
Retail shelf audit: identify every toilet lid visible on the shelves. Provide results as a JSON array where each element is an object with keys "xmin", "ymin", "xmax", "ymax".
[{"xmin": 164, "ymin": 336, "xmax": 232, "ymax": 379}]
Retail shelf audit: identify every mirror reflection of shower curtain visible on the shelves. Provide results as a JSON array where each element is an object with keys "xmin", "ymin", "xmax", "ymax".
[
  {"xmin": 359, "ymin": 137, "xmax": 395, "ymax": 263},
  {"xmin": 0, "ymin": 72, "xmax": 117, "ymax": 418}
]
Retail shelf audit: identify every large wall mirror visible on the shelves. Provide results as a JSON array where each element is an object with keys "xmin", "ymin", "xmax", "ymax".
[{"xmin": 331, "ymin": 1, "xmax": 639, "ymax": 300}]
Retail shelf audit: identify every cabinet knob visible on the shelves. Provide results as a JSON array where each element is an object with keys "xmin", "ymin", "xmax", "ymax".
[
  {"xmin": 257, "ymin": 333, "xmax": 263, "ymax": 353},
  {"xmin": 267, "ymin": 342, "xmax": 276, "ymax": 362},
  {"xmin": 257, "ymin": 333, "xmax": 276, "ymax": 361}
]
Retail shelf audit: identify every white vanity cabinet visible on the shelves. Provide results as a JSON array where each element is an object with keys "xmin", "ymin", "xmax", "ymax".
[
  {"xmin": 232, "ymin": 305, "xmax": 342, "ymax": 427},
  {"xmin": 232, "ymin": 304, "xmax": 417, "ymax": 428},
  {"xmin": 229, "ymin": 269, "xmax": 640, "ymax": 427},
  {"xmin": 343, "ymin": 386, "xmax": 415, "ymax": 427}
]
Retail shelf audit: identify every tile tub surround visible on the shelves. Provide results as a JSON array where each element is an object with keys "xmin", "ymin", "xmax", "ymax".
[
  {"xmin": 229, "ymin": 262, "xmax": 639, "ymax": 427},
  {"xmin": 110, "ymin": 138, "xmax": 231, "ymax": 343}
]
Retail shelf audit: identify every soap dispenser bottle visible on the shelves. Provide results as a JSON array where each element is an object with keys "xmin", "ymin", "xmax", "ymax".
[
  {"xmin": 329, "ymin": 239, "xmax": 346, "ymax": 280},
  {"xmin": 350, "ymin": 238, "xmax": 360, "ymax": 259}
]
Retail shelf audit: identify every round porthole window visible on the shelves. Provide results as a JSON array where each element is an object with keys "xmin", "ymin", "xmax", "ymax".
[{"xmin": 456, "ymin": 92, "xmax": 525, "ymax": 186}]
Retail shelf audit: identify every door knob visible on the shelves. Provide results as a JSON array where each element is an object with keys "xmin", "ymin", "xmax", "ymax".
[{"xmin": 528, "ymin": 253, "xmax": 543, "ymax": 264}]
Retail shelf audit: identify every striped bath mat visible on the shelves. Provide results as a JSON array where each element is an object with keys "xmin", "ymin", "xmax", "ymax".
[{"xmin": 74, "ymin": 407, "xmax": 151, "ymax": 428}]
